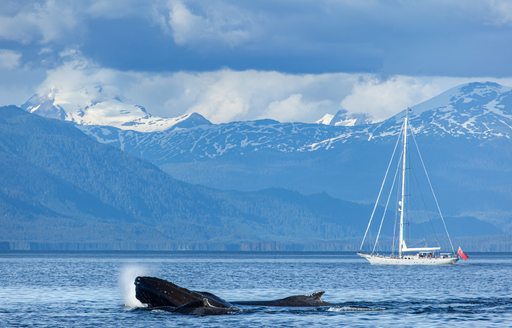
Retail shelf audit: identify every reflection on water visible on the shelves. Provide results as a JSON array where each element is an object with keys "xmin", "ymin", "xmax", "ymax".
[{"xmin": 0, "ymin": 252, "xmax": 511, "ymax": 327}]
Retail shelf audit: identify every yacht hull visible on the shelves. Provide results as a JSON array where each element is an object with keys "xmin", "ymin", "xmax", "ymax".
[{"xmin": 358, "ymin": 253, "xmax": 458, "ymax": 265}]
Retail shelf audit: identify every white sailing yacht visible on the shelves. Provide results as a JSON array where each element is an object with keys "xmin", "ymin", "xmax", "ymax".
[{"xmin": 358, "ymin": 109, "xmax": 461, "ymax": 265}]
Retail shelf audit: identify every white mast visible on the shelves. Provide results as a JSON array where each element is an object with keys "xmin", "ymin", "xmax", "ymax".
[{"xmin": 398, "ymin": 109, "xmax": 408, "ymax": 258}]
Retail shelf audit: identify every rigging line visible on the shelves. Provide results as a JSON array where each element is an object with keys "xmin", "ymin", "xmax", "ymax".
[
  {"xmin": 391, "ymin": 176, "xmax": 401, "ymax": 255},
  {"xmin": 406, "ymin": 152, "xmax": 411, "ymax": 245},
  {"xmin": 360, "ymin": 123, "xmax": 404, "ymax": 251},
  {"xmin": 372, "ymin": 148, "xmax": 403, "ymax": 254},
  {"xmin": 410, "ymin": 130, "xmax": 455, "ymax": 253}
]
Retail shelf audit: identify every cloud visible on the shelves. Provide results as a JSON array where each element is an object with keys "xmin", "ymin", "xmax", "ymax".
[
  {"xmin": 0, "ymin": 62, "xmax": 45, "ymax": 106},
  {"xmin": 266, "ymin": 94, "xmax": 332, "ymax": 123},
  {"xmin": 86, "ymin": 0, "xmax": 150, "ymax": 19},
  {"xmin": 487, "ymin": 0, "xmax": 512, "ymax": 25},
  {"xmin": 159, "ymin": 0, "xmax": 253, "ymax": 46},
  {"xmin": 0, "ymin": 0, "xmax": 79, "ymax": 44},
  {"xmin": 0, "ymin": 49, "xmax": 21, "ymax": 69},
  {"xmin": 31, "ymin": 57, "xmax": 512, "ymax": 124},
  {"xmin": 340, "ymin": 77, "xmax": 450, "ymax": 121},
  {"xmin": 0, "ymin": 1, "xmax": 511, "ymax": 77},
  {"xmin": 129, "ymin": 70, "xmax": 357, "ymax": 122},
  {"xmin": 36, "ymin": 57, "xmax": 121, "ymax": 110},
  {"xmin": 33, "ymin": 60, "xmax": 353, "ymax": 122},
  {"xmin": 4, "ymin": 1, "xmax": 512, "ymax": 116}
]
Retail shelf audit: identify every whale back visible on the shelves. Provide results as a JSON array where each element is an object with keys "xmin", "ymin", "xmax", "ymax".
[{"xmin": 233, "ymin": 291, "xmax": 330, "ymax": 307}]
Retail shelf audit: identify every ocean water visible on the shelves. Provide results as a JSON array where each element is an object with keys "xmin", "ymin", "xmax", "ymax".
[{"xmin": 0, "ymin": 252, "xmax": 510, "ymax": 327}]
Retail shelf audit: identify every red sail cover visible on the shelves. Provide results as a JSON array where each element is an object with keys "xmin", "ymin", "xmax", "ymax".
[{"xmin": 457, "ymin": 246, "xmax": 468, "ymax": 261}]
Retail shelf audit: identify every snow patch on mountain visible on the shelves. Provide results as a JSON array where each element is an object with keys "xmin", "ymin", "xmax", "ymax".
[
  {"xmin": 316, "ymin": 113, "xmax": 334, "ymax": 125},
  {"xmin": 316, "ymin": 109, "xmax": 371, "ymax": 126},
  {"xmin": 21, "ymin": 89, "xmax": 211, "ymax": 132}
]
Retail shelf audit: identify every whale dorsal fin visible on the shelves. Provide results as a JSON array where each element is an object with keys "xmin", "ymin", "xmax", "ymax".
[{"xmin": 310, "ymin": 291, "xmax": 325, "ymax": 300}]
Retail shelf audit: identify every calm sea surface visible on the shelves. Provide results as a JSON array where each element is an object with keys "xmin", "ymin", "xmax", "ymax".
[{"xmin": 0, "ymin": 252, "xmax": 510, "ymax": 327}]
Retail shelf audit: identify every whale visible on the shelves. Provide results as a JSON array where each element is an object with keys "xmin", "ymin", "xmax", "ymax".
[{"xmin": 134, "ymin": 276, "xmax": 332, "ymax": 315}]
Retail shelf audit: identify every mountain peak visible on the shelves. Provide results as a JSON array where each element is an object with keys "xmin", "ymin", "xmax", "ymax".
[
  {"xmin": 368, "ymin": 81, "xmax": 512, "ymax": 140},
  {"xmin": 316, "ymin": 109, "xmax": 371, "ymax": 126},
  {"xmin": 410, "ymin": 81, "xmax": 511, "ymax": 117},
  {"xmin": 165, "ymin": 112, "xmax": 212, "ymax": 129},
  {"xmin": 21, "ymin": 89, "xmax": 211, "ymax": 133},
  {"xmin": 22, "ymin": 92, "xmax": 68, "ymax": 121}
]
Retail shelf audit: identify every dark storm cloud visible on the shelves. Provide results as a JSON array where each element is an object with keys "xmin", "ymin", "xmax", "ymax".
[{"xmin": 1, "ymin": 0, "xmax": 511, "ymax": 76}]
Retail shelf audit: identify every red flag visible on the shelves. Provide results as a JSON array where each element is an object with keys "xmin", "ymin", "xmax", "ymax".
[{"xmin": 457, "ymin": 246, "xmax": 468, "ymax": 261}]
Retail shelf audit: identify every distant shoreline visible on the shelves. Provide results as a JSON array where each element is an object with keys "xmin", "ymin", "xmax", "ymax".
[{"xmin": 1, "ymin": 250, "xmax": 511, "ymax": 255}]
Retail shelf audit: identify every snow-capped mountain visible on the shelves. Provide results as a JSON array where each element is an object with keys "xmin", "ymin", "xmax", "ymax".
[
  {"xmin": 370, "ymin": 81, "xmax": 512, "ymax": 140},
  {"xmin": 26, "ymin": 81, "xmax": 512, "ymax": 152},
  {"xmin": 21, "ymin": 89, "xmax": 211, "ymax": 132},
  {"xmin": 78, "ymin": 82, "xmax": 512, "ymax": 160},
  {"xmin": 316, "ymin": 109, "xmax": 372, "ymax": 127}
]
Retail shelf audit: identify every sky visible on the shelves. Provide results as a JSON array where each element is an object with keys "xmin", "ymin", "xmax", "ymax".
[{"xmin": 1, "ymin": 0, "xmax": 512, "ymax": 122}]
